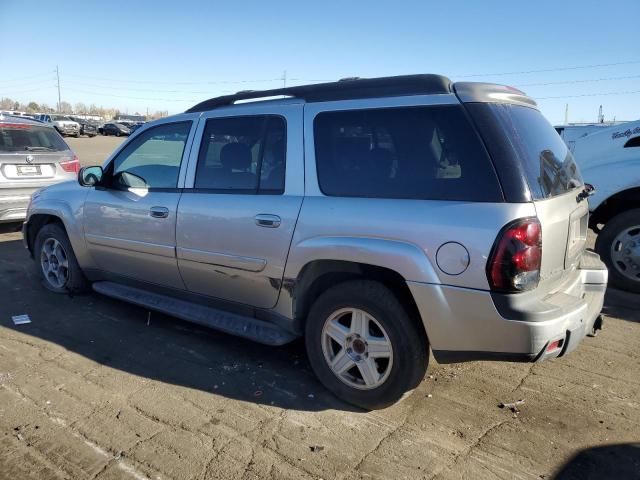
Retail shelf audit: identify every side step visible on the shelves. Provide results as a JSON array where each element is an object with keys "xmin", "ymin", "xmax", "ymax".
[{"xmin": 92, "ymin": 281, "xmax": 297, "ymax": 346}]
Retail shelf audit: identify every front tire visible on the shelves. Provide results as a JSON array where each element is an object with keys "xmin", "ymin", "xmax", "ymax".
[
  {"xmin": 34, "ymin": 223, "xmax": 89, "ymax": 294},
  {"xmin": 595, "ymin": 208, "xmax": 640, "ymax": 293},
  {"xmin": 305, "ymin": 280, "xmax": 428, "ymax": 410}
]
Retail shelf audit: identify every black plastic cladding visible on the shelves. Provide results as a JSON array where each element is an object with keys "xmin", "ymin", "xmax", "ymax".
[{"xmin": 186, "ymin": 74, "xmax": 453, "ymax": 112}]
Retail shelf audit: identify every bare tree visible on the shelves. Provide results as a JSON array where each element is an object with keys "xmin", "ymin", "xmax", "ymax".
[
  {"xmin": 0, "ymin": 97, "xmax": 15, "ymax": 110},
  {"xmin": 74, "ymin": 102, "xmax": 88, "ymax": 114},
  {"xmin": 58, "ymin": 101, "xmax": 73, "ymax": 113}
]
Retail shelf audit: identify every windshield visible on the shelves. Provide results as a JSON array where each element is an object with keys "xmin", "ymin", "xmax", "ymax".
[
  {"xmin": 485, "ymin": 104, "xmax": 583, "ymax": 199},
  {"xmin": 0, "ymin": 124, "xmax": 69, "ymax": 152}
]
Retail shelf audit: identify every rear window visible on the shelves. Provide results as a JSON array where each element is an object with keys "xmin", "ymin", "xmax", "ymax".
[
  {"xmin": 479, "ymin": 104, "xmax": 583, "ymax": 200},
  {"xmin": 314, "ymin": 105, "xmax": 502, "ymax": 201},
  {"xmin": 0, "ymin": 124, "xmax": 68, "ymax": 152}
]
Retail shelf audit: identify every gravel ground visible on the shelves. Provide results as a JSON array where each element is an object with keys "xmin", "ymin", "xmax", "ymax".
[{"xmin": 0, "ymin": 138, "xmax": 638, "ymax": 479}]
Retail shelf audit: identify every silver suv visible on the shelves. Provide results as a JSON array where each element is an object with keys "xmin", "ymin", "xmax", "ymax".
[
  {"xmin": 23, "ymin": 75, "xmax": 608, "ymax": 409},
  {"xmin": 1, "ymin": 115, "xmax": 79, "ymax": 223}
]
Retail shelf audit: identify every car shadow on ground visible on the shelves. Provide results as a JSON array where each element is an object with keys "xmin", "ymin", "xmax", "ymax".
[
  {"xmin": 0, "ymin": 238, "xmax": 359, "ymax": 412},
  {"xmin": 553, "ymin": 443, "xmax": 640, "ymax": 479}
]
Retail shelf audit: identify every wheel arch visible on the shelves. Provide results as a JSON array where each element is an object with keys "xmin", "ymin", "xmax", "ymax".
[
  {"xmin": 590, "ymin": 187, "xmax": 640, "ymax": 232},
  {"xmin": 291, "ymin": 259, "xmax": 428, "ymax": 345},
  {"xmin": 25, "ymin": 213, "xmax": 66, "ymax": 256}
]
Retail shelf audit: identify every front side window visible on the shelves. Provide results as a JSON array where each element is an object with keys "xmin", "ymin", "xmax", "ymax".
[
  {"xmin": 111, "ymin": 121, "xmax": 191, "ymax": 189},
  {"xmin": 314, "ymin": 105, "xmax": 502, "ymax": 201},
  {"xmin": 194, "ymin": 115, "xmax": 286, "ymax": 194}
]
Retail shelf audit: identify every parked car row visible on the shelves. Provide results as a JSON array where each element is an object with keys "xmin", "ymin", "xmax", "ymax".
[{"xmin": 13, "ymin": 113, "xmax": 146, "ymax": 138}]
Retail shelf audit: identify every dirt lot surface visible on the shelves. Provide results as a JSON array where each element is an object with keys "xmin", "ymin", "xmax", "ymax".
[
  {"xmin": 66, "ymin": 135, "xmax": 125, "ymax": 167},
  {"xmin": 0, "ymin": 164, "xmax": 639, "ymax": 478}
]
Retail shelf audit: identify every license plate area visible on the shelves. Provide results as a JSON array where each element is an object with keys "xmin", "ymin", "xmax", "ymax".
[
  {"xmin": 16, "ymin": 165, "xmax": 42, "ymax": 176},
  {"xmin": 566, "ymin": 210, "xmax": 588, "ymax": 268}
]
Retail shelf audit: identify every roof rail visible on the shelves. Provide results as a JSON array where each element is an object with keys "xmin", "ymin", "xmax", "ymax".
[{"xmin": 186, "ymin": 74, "xmax": 452, "ymax": 113}]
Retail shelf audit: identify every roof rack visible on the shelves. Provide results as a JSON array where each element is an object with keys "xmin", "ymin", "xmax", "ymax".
[{"xmin": 186, "ymin": 74, "xmax": 452, "ymax": 113}]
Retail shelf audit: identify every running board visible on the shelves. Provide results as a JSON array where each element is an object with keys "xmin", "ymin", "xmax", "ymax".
[{"xmin": 92, "ymin": 281, "xmax": 296, "ymax": 346}]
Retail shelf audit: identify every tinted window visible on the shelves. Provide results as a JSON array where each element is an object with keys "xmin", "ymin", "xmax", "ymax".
[
  {"xmin": 314, "ymin": 106, "xmax": 502, "ymax": 201},
  {"xmin": 482, "ymin": 104, "xmax": 583, "ymax": 199},
  {"xmin": 112, "ymin": 121, "xmax": 191, "ymax": 189},
  {"xmin": 195, "ymin": 116, "xmax": 285, "ymax": 193},
  {"xmin": 0, "ymin": 124, "xmax": 68, "ymax": 152}
]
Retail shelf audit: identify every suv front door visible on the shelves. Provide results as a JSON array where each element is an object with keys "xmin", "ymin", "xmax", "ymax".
[
  {"xmin": 83, "ymin": 116, "xmax": 198, "ymax": 289},
  {"xmin": 177, "ymin": 104, "xmax": 304, "ymax": 308}
]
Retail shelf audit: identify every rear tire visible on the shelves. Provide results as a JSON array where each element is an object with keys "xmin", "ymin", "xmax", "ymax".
[
  {"xmin": 34, "ymin": 223, "xmax": 90, "ymax": 294},
  {"xmin": 305, "ymin": 280, "xmax": 428, "ymax": 410},
  {"xmin": 595, "ymin": 209, "xmax": 640, "ymax": 293}
]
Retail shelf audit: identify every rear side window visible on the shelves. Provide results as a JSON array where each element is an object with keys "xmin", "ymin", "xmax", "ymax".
[
  {"xmin": 195, "ymin": 115, "xmax": 286, "ymax": 194},
  {"xmin": 478, "ymin": 104, "xmax": 583, "ymax": 200},
  {"xmin": 314, "ymin": 106, "xmax": 502, "ymax": 201},
  {"xmin": 0, "ymin": 124, "xmax": 68, "ymax": 152}
]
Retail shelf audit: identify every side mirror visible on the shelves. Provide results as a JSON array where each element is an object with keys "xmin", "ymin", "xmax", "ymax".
[{"xmin": 78, "ymin": 166, "xmax": 103, "ymax": 187}]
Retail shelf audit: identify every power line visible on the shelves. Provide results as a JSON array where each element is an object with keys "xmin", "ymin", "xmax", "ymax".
[
  {"xmin": 68, "ymin": 88, "xmax": 201, "ymax": 103},
  {"xmin": 62, "ymin": 73, "xmax": 283, "ymax": 86},
  {"xmin": 516, "ymin": 74, "xmax": 640, "ymax": 87},
  {"xmin": 0, "ymin": 85, "xmax": 56, "ymax": 95},
  {"xmin": 535, "ymin": 90, "xmax": 640, "ymax": 100},
  {"xmin": 454, "ymin": 60, "xmax": 640, "ymax": 78},
  {"xmin": 62, "ymin": 79, "xmax": 228, "ymax": 95},
  {"xmin": 0, "ymin": 71, "xmax": 55, "ymax": 85}
]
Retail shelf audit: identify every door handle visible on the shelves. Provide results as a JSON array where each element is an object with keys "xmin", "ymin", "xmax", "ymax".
[
  {"xmin": 255, "ymin": 214, "xmax": 281, "ymax": 228},
  {"xmin": 150, "ymin": 206, "xmax": 169, "ymax": 219}
]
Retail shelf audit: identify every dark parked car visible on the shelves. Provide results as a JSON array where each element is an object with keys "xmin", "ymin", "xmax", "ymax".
[
  {"xmin": 69, "ymin": 116, "xmax": 98, "ymax": 137},
  {"xmin": 101, "ymin": 123, "xmax": 130, "ymax": 137}
]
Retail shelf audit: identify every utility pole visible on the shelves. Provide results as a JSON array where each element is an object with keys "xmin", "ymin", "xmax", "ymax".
[
  {"xmin": 56, "ymin": 65, "xmax": 62, "ymax": 112},
  {"xmin": 564, "ymin": 104, "xmax": 569, "ymax": 124},
  {"xmin": 282, "ymin": 70, "xmax": 287, "ymax": 88}
]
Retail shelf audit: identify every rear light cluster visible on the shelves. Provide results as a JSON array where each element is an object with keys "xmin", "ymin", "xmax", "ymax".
[
  {"xmin": 60, "ymin": 155, "xmax": 80, "ymax": 174},
  {"xmin": 487, "ymin": 218, "xmax": 542, "ymax": 292}
]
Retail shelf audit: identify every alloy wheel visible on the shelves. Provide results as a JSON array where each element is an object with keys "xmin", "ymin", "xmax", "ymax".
[
  {"xmin": 40, "ymin": 237, "xmax": 69, "ymax": 289},
  {"xmin": 321, "ymin": 308, "xmax": 393, "ymax": 390}
]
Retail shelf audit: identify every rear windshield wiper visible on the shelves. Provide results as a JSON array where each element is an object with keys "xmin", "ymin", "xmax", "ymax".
[{"xmin": 24, "ymin": 146, "xmax": 54, "ymax": 152}]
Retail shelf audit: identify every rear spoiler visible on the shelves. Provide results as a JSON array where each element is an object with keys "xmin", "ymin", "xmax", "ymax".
[{"xmin": 454, "ymin": 82, "xmax": 537, "ymax": 108}]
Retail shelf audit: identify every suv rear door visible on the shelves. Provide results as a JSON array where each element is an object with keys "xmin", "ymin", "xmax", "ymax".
[{"xmin": 176, "ymin": 103, "xmax": 304, "ymax": 309}]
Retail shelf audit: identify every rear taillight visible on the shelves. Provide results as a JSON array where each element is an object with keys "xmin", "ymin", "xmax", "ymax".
[
  {"xmin": 487, "ymin": 218, "xmax": 542, "ymax": 292},
  {"xmin": 60, "ymin": 155, "xmax": 80, "ymax": 174}
]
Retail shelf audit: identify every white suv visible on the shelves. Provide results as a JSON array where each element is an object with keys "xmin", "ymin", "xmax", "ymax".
[{"xmin": 36, "ymin": 114, "xmax": 80, "ymax": 137}]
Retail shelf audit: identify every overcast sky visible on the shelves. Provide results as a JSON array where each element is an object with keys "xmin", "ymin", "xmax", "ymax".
[{"xmin": 1, "ymin": 0, "xmax": 639, "ymax": 124}]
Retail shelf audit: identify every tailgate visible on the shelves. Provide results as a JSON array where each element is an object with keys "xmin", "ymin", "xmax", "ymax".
[{"xmin": 534, "ymin": 191, "xmax": 589, "ymax": 289}]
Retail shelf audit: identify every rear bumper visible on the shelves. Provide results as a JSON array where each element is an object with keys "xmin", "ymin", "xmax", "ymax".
[{"xmin": 408, "ymin": 251, "xmax": 608, "ymax": 363}]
